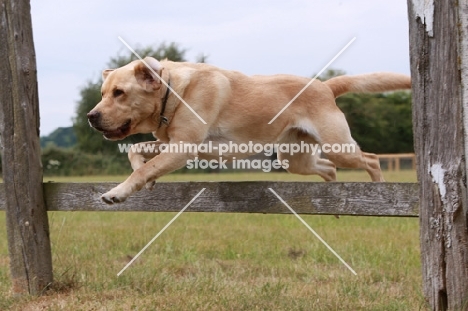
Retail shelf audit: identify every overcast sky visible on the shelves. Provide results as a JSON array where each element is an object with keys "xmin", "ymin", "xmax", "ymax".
[{"xmin": 31, "ymin": 0, "xmax": 410, "ymax": 136}]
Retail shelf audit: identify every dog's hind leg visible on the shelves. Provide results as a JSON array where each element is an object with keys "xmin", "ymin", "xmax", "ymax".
[
  {"xmin": 277, "ymin": 131, "xmax": 337, "ymax": 181},
  {"xmin": 313, "ymin": 110, "xmax": 384, "ymax": 182},
  {"xmin": 326, "ymin": 150, "xmax": 384, "ymax": 182},
  {"xmin": 280, "ymin": 152, "xmax": 337, "ymax": 181}
]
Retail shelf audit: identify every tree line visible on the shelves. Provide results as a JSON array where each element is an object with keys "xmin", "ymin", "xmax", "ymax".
[{"xmin": 36, "ymin": 42, "xmax": 413, "ymax": 176}]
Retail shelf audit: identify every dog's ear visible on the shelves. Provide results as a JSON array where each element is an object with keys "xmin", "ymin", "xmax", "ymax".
[
  {"xmin": 134, "ymin": 57, "xmax": 163, "ymax": 91},
  {"xmin": 102, "ymin": 69, "xmax": 114, "ymax": 81}
]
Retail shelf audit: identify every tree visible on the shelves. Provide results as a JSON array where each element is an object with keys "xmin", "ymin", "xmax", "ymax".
[
  {"xmin": 40, "ymin": 127, "xmax": 77, "ymax": 149},
  {"xmin": 318, "ymin": 68, "xmax": 346, "ymax": 80},
  {"xmin": 108, "ymin": 42, "xmax": 187, "ymax": 67},
  {"xmin": 73, "ymin": 43, "xmax": 188, "ymax": 155},
  {"xmin": 336, "ymin": 91, "xmax": 413, "ymax": 154}
]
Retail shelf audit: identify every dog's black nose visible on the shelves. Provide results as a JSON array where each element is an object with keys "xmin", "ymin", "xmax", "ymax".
[{"xmin": 87, "ymin": 110, "xmax": 101, "ymax": 126}]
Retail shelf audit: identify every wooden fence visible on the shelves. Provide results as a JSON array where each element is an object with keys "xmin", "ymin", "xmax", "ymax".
[
  {"xmin": 377, "ymin": 153, "xmax": 416, "ymax": 171},
  {"xmin": 0, "ymin": 182, "xmax": 419, "ymax": 216},
  {"xmin": 1, "ymin": 0, "xmax": 468, "ymax": 310}
]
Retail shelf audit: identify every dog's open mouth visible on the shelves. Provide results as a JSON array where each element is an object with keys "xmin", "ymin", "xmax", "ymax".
[{"xmin": 101, "ymin": 119, "xmax": 131, "ymax": 140}]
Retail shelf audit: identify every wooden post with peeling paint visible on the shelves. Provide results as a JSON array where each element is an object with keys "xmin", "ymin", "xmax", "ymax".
[
  {"xmin": 0, "ymin": 0, "xmax": 53, "ymax": 295},
  {"xmin": 408, "ymin": 0, "xmax": 468, "ymax": 310}
]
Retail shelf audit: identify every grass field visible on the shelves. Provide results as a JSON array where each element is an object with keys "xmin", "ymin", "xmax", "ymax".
[{"xmin": 0, "ymin": 170, "xmax": 426, "ymax": 310}]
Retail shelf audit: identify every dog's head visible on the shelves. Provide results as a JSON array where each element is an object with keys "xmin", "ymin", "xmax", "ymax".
[{"xmin": 87, "ymin": 57, "xmax": 166, "ymax": 140}]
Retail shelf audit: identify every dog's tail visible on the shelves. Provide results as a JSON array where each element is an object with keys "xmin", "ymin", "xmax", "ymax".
[{"xmin": 324, "ymin": 72, "xmax": 411, "ymax": 98}]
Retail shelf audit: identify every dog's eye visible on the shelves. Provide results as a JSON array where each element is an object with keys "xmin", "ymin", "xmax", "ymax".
[{"xmin": 113, "ymin": 89, "xmax": 124, "ymax": 97}]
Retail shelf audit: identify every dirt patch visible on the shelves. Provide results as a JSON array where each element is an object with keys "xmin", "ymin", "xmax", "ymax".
[{"xmin": 287, "ymin": 247, "xmax": 306, "ymax": 260}]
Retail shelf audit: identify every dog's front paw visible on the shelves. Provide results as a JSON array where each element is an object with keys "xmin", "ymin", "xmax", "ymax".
[
  {"xmin": 101, "ymin": 186, "xmax": 129, "ymax": 204},
  {"xmin": 101, "ymin": 193, "xmax": 126, "ymax": 204}
]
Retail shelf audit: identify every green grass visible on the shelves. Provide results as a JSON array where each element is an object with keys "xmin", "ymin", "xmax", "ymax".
[{"xmin": 0, "ymin": 170, "xmax": 426, "ymax": 310}]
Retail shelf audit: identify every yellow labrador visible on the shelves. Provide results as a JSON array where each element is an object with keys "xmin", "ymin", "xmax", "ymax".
[{"xmin": 87, "ymin": 57, "xmax": 411, "ymax": 204}]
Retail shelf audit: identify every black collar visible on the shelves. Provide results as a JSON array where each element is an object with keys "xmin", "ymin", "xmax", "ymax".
[{"xmin": 159, "ymin": 79, "xmax": 171, "ymax": 128}]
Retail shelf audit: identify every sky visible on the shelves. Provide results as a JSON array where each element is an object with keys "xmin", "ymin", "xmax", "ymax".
[{"xmin": 30, "ymin": 0, "xmax": 410, "ymax": 136}]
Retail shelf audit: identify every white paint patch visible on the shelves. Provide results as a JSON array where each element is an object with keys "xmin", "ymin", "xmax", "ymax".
[
  {"xmin": 412, "ymin": 0, "xmax": 434, "ymax": 37},
  {"xmin": 429, "ymin": 163, "xmax": 446, "ymax": 200}
]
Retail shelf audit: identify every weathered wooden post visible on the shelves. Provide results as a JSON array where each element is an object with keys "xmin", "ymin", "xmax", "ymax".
[
  {"xmin": 0, "ymin": 0, "xmax": 53, "ymax": 295},
  {"xmin": 408, "ymin": 0, "xmax": 468, "ymax": 309}
]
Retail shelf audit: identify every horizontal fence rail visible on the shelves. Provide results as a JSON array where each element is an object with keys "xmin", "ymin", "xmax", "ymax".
[{"xmin": 0, "ymin": 182, "xmax": 419, "ymax": 217}]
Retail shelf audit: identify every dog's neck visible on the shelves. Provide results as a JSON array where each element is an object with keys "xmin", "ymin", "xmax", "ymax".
[{"xmin": 159, "ymin": 78, "xmax": 171, "ymax": 128}]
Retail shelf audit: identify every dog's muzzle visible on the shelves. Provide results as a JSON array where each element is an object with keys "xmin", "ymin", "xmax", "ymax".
[
  {"xmin": 87, "ymin": 110, "xmax": 131, "ymax": 140},
  {"xmin": 87, "ymin": 110, "xmax": 101, "ymax": 128}
]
